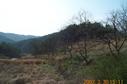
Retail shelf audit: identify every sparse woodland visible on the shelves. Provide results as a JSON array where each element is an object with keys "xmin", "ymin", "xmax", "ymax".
[{"xmin": 0, "ymin": 6, "xmax": 127, "ymax": 84}]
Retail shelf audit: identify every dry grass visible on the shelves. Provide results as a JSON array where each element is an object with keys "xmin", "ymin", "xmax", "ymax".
[
  {"xmin": 0, "ymin": 59, "xmax": 46, "ymax": 65},
  {"xmin": 0, "ymin": 58, "xmax": 65, "ymax": 84}
]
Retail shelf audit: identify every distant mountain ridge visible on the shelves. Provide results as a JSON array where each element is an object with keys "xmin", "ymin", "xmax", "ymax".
[
  {"xmin": 0, "ymin": 35, "xmax": 14, "ymax": 43},
  {"xmin": 15, "ymin": 33, "xmax": 57, "ymax": 53},
  {"xmin": 0, "ymin": 32, "xmax": 38, "ymax": 43}
]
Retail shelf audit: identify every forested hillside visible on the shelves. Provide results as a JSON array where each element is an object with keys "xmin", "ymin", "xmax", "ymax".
[
  {"xmin": 16, "ymin": 22, "xmax": 114, "ymax": 55},
  {"xmin": 0, "ymin": 35, "xmax": 14, "ymax": 43},
  {"xmin": 0, "ymin": 32, "xmax": 37, "ymax": 42}
]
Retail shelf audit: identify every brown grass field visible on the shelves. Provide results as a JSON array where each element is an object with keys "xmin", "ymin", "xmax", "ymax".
[{"xmin": 0, "ymin": 58, "xmax": 65, "ymax": 84}]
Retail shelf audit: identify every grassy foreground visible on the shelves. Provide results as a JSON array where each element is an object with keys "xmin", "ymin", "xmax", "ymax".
[{"xmin": 0, "ymin": 50, "xmax": 127, "ymax": 84}]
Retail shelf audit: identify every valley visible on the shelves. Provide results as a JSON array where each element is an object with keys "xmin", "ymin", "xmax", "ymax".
[{"xmin": 0, "ymin": 3, "xmax": 127, "ymax": 83}]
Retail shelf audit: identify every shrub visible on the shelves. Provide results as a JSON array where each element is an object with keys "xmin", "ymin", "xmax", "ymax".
[{"xmin": 90, "ymin": 54, "xmax": 127, "ymax": 83}]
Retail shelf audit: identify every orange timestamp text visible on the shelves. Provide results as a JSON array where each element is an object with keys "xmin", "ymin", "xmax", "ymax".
[{"xmin": 84, "ymin": 80, "xmax": 123, "ymax": 84}]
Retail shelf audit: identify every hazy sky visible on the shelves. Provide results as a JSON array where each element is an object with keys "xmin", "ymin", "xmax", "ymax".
[{"xmin": 0, "ymin": 0, "xmax": 126, "ymax": 36}]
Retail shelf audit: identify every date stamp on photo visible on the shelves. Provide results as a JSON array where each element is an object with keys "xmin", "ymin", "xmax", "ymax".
[{"xmin": 84, "ymin": 80, "xmax": 123, "ymax": 84}]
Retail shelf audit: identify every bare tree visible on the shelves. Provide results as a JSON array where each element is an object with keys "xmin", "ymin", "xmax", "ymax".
[
  {"xmin": 71, "ymin": 10, "xmax": 91, "ymax": 24},
  {"xmin": 104, "ymin": 6, "xmax": 127, "ymax": 57},
  {"xmin": 73, "ymin": 10, "xmax": 93, "ymax": 65}
]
